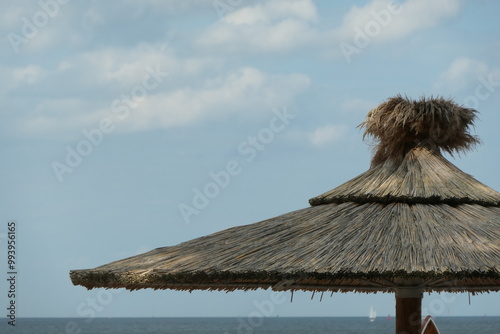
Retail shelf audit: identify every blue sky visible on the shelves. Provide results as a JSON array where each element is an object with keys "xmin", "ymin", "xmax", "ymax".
[{"xmin": 1, "ymin": 0, "xmax": 500, "ymax": 321}]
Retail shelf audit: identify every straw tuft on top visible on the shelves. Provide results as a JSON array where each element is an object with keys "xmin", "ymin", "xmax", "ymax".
[{"xmin": 360, "ymin": 95, "xmax": 480, "ymax": 165}]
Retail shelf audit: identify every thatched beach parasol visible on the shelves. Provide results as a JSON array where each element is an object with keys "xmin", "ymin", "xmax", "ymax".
[{"xmin": 70, "ymin": 96, "xmax": 500, "ymax": 334}]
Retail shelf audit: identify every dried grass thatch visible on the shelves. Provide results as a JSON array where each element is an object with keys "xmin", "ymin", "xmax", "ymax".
[
  {"xmin": 70, "ymin": 95, "xmax": 500, "ymax": 295},
  {"xmin": 310, "ymin": 147, "xmax": 500, "ymax": 206},
  {"xmin": 360, "ymin": 95, "xmax": 479, "ymax": 165},
  {"xmin": 70, "ymin": 199, "xmax": 500, "ymax": 293}
]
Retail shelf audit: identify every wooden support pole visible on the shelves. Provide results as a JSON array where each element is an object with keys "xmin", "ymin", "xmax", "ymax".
[{"xmin": 395, "ymin": 288, "xmax": 423, "ymax": 334}]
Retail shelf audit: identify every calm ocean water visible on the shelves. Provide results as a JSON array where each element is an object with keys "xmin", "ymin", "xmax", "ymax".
[{"xmin": 1, "ymin": 317, "xmax": 499, "ymax": 334}]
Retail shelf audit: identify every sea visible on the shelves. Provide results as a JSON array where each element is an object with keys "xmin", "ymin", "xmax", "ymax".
[{"xmin": 1, "ymin": 317, "xmax": 499, "ymax": 334}]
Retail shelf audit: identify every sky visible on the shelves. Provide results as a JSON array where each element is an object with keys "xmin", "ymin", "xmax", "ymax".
[{"xmin": 1, "ymin": 0, "xmax": 500, "ymax": 323}]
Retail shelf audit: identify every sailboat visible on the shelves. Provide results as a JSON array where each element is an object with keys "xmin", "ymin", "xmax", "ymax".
[{"xmin": 369, "ymin": 306, "xmax": 376, "ymax": 322}]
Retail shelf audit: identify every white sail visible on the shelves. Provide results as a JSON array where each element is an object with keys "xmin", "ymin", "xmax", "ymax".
[{"xmin": 369, "ymin": 306, "xmax": 376, "ymax": 322}]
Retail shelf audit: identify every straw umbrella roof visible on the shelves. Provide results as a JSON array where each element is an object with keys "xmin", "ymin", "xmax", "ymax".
[{"xmin": 70, "ymin": 96, "xmax": 500, "ymax": 295}]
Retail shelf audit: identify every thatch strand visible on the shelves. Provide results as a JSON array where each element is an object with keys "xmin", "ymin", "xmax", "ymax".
[{"xmin": 360, "ymin": 95, "xmax": 479, "ymax": 165}]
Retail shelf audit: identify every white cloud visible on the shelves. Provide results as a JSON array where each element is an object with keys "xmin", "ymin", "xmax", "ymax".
[
  {"xmin": 0, "ymin": 64, "xmax": 46, "ymax": 95},
  {"xmin": 433, "ymin": 58, "xmax": 500, "ymax": 110},
  {"xmin": 81, "ymin": 8, "xmax": 106, "ymax": 30},
  {"xmin": 386, "ymin": 0, "xmax": 461, "ymax": 39},
  {"xmin": 223, "ymin": 6, "xmax": 271, "ymax": 25},
  {"xmin": 11, "ymin": 64, "xmax": 46, "ymax": 84},
  {"xmin": 223, "ymin": 0, "xmax": 318, "ymax": 25},
  {"xmin": 5, "ymin": 1, "xmax": 467, "ymax": 138},
  {"xmin": 197, "ymin": 0, "xmax": 319, "ymax": 52},
  {"xmin": 113, "ymin": 67, "xmax": 311, "ymax": 132},
  {"xmin": 0, "ymin": 4, "xmax": 32, "ymax": 30},
  {"xmin": 2, "ymin": 1, "xmax": 215, "ymax": 54},
  {"xmin": 434, "ymin": 57, "xmax": 491, "ymax": 91},
  {"xmin": 309, "ymin": 124, "xmax": 348, "ymax": 146},
  {"xmin": 198, "ymin": 0, "xmax": 462, "ymax": 56},
  {"xmin": 20, "ymin": 98, "xmax": 103, "ymax": 136},
  {"xmin": 69, "ymin": 44, "xmax": 178, "ymax": 87},
  {"xmin": 2, "ymin": 0, "xmax": 77, "ymax": 54},
  {"xmin": 17, "ymin": 65, "xmax": 310, "ymax": 135},
  {"xmin": 5, "ymin": 37, "xmax": 311, "ymax": 137},
  {"xmin": 341, "ymin": 98, "xmax": 378, "ymax": 116},
  {"xmin": 49, "ymin": 44, "xmax": 222, "ymax": 96},
  {"xmin": 121, "ymin": 0, "xmax": 214, "ymax": 13},
  {"xmin": 334, "ymin": 0, "xmax": 461, "ymax": 44}
]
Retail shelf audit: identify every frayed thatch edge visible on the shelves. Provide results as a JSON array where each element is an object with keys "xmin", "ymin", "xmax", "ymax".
[{"xmin": 70, "ymin": 269, "xmax": 500, "ymax": 293}]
